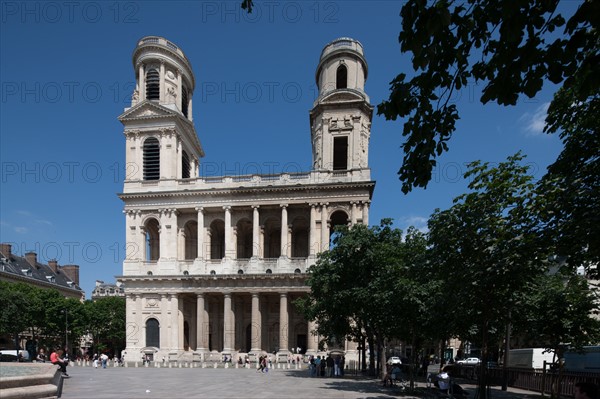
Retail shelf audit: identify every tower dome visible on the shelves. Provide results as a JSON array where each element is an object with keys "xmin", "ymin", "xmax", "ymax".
[
  {"xmin": 131, "ymin": 36, "xmax": 196, "ymax": 119},
  {"xmin": 314, "ymin": 37, "xmax": 368, "ymax": 100}
]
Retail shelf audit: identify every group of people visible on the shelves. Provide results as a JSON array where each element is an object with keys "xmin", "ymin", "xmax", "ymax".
[
  {"xmin": 308, "ymin": 354, "xmax": 345, "ymax": 377},
  {"xmin": 256, "ymin": 355, "xmax": 270, "ymax": 372},
  {"xmin": 382, "ymin": 363, "xmax": 405, "ymax": 387}
]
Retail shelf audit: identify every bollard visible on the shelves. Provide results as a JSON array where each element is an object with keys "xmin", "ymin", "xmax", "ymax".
[
  {"xmin": 135, "ymin": 362, "xmax": 138, "ymax": 368},
  {"xmin": 214, "ymin": 363, "xmax": 218, "ymax": 368}
]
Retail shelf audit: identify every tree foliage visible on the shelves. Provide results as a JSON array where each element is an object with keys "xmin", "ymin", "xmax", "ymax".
[{"xmin": 377, "ymin": 0, "xmax": 599, "ymax": 194}]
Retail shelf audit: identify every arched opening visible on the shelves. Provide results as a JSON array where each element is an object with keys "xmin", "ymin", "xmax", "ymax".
[
  {"xmin": 295, "ymin": 322, "xmax": 308, "ymax": 354},
  {"xmin": 245, "ymin": 324, "xmax": 252, "ymax": 353},
  {"xmin": 145, "ymin": 218, "xmax": 160, "ymax": 261},
  {"xmin": 143, "ymin": 137, "xmax": 160, "ymax": 181},
  {"xmin": 183, "ymin": 321, "xmax": 190, "ymax": 351},
  {"xmin": 236, "ymin": 218, "xmax": 252, "ymax": 259},
  {"xmin": 182, "ymin": 86, "xmax": 189, "ymax": 118},
  {"xmin": 184, "ymin": 220, "xmax": 198, "ymax": 260},
  {"xmin": 182, "ymin": 150, "xmax": 191, "ymax": 179},
  {"xmin": 210, "ymin": 220, "xmax": 225, "ymax": 260},
  {"xmin": 336, "ymin": 64, "xmax": 347, "ymax": 89},
  {"xmin": 145, "ymin": 68, "xmax": 160, "ymax": 100},
  {"xmin": 146, "ymin": 318, "xmax": 160, "ymax": 348},
  {"xmin": 263, "ymin": 218, "xmax": 280, "ymax": 258},
  {"xmin": 291, "ymin": 217, "xmax": 309, "ymax": 258},
  {"xmin": 329, "ymin": 210, "xmax": 349, "ymax": 249}
]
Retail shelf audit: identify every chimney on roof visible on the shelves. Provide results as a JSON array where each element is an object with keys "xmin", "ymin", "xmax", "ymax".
[
  {"xmin": 25, "ymin": 252, "xmax": 37, "ymax": 267},
  {"xmin": 95, "ymin": 280, "xmax": 104, "ymax": 287},
  {"xmin": 48, "ymin": 259, "xmax": 58, "ymax": 273},
  {"xmin": 61, "ymin": 265, "xmax": 80, "ymax": 286},
  {"xmin": 0, "ymin": 243, "xmax": 12, "ymax": 259}
]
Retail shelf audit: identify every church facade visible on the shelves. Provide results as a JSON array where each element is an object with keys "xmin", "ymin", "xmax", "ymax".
[{"xmin": 118, "ymin": 36, "xmax": 375, "ymax": 363}]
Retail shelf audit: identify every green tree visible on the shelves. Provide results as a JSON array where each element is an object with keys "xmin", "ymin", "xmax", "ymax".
[
  {"xmin": 0, "ymin": 282, "xmax": 31, "ymax": 351},
  {"xmin": 516, "ymin": 272, "xmax": 600, "ymax": 398},
  {"xmin": 297, "ymin": 220, "xmax": 406, "ymax": 376},
  {"xmin": 427, "ymin": 154, "xmax": 546, "ymax": 399},
  {"xmin": 84, "ymin": 297, "xmax": 126, "ymax": 355},
  {"xmin": 377, "ymin": 0, "xmax": 598, "ymax": 195}
]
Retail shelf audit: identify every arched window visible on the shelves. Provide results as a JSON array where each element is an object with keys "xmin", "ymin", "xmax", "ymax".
[
  {"xmin": 336, "ymin": 64, "xmax": 347, "ymax": 89},
  {"xmin": 210, "ymin": 220, "xmax": 225, "ymax": 260},
  {"xmin": 145, "ymin": 218, "xmax": 160, "ymax": 261},
  {"xmin": 146, "ymin": 318, "xmax": 160, "ymax": 348},
  {"xmin": 184, "ymin": 220, "xmax": 197, "ymax": 259},
  {"xmin": 236, "ymin": 219, "xmax": 252, "ymax": 259},
  {"xmin": 143, "ymin": 138, "xmax": 160, "ymax": 181},
  {"xmin": 146, "ymin": 69, "xmax": 160, "ymax": 100},
  {"xmin": 182, "ymin": 150, "xmax": 191, "ymax": 179},
  {"xmin": 329, "ymin": 210, "xmax": 349, "ymax": 249}
]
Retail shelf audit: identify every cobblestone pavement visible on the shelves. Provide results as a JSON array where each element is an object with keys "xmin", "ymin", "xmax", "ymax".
[{"xmin": 59, "ymin": 365, "xmax": 544, "ymax": 399}]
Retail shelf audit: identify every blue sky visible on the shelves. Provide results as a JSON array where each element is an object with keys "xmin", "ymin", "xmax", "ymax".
[{"xmin": 1, "ymin": 1, "xmax": 570, "ymax": 297}]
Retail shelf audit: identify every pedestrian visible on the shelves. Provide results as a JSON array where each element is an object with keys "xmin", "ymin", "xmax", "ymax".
[
  {"xmin": 50, "ymin": 349, "xmax": 69, "ymax": 377},
  {"xmin": 100, "ymin": 353, "xmax": 109, "ymax": 368},
  {"xmin": 93, "ymin": 353, "xmax": 99, "ymax": 368},
  {"xmin": 36, "ymin": 348, "xmax": 47, "ymax": 363}
]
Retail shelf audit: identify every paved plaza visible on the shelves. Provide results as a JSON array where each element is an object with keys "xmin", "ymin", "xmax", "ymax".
[{"xmin": 59, "ymin": 365, "xmax": 544, "ymax": 399}]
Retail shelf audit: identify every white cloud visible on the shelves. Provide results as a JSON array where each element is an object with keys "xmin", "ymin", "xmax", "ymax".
[
  {"xmin": 399, "ymin": 215, "xmax": 429, "ymax": 235},
  {"xmin": 14, "ymin": 227, "xmax": 28, "ymax": 234},
  {"xmin": 520, "ymin": 102, "xmax": 550, "ymax": 136}
]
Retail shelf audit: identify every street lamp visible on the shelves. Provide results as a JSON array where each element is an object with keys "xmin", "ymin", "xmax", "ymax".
[{"xmin": 61, "ymin": 309, "xmax": 68, "ymax": 353}]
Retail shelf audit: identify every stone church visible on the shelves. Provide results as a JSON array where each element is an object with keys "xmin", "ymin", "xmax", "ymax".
[{"xmin": 118, "ymin": 36, "xmax": 375, "ymax": 363}]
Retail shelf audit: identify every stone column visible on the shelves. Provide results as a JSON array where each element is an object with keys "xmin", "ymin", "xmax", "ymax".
[
  {"xmin": 362, "ymin": 201, "xmax": 370, "ymax": 226},
  {"xmin": 196, "ymin": 207, "xmax": 204, "ymax": 259},
  {"xmin": 224, "ymin": 206, "xmax": 233, "ymax": 259},
  {"xmin": 160, "ymin": 294, "xmax": 168, "ymax": 349},
  {"xmin": 233, "ymin": 227, "xmax": 238, "ymax": 260},
  {"xmin": 135, "ymin": 295, "xmax": 143, "ymax": 348},
  {"xmin": 196, "ymin": 294, "xmax": 209, "ymax": 355},
  {"xmin": 159, "ymin": 62, "xmax": 165, "ymax": 102},
  {"xmin": 135, "ymin": 133, "xmax": 143, "ymax": 181},
  {"xmin": 278, "ymin": 293, "xmax": 289, "ymax": 356},
  {"xmin": 309, "ymin": 204, "xmax": 317, "ymax": 256},
  {"xmin": 250, "ymin": 293, "xmax": 262, "ymax": 353},
  {"xmin": 252, "ymin": 206, "xmax": 260, "ymax": 258},
  {"xmin": 259, "ymin": 226, "xmax": 265, "ymax": 258},
  {"xmin": 138, "ymin": 64, "xmax": 145, "ymax": 100},
  {"xmin": 177, "ymin": 139, "xmax": 182, "ymax": 179},
  {"xmin": 320, "ymin": 203, "xmax": 329, "ymax": 252},
  {"xmin": 287, "ymin": 225, "xmax": 292, "ymax": 258},
  {"xmin": 176, "ymin": 69, "xmax": 183, "ymax": 110},
  {"xmin": 306, "ymin": 320, "xmax": 318, "ymax": 355},
  {"xmin": 170, "ymin": 294, "xmax": 180, "ymax": 352},
  {"xmin": 125, "ymin": 295, "xmax": 136, "ymax": 354},
  {"xmin": 177, "ymin": 227, "xmax": 185, "ymax": 260},
  {"xmin": 351, "ymin": 202, "xmax": 358, "ymax": 226},
  {"xmin": 223, "ymin": 293, "xmax": 234, "ymax": 353},
  {"xmin": 188, "ymin": 96, "xmax": 193, "ymax": 121},
  {"xmin": 280, "ymin": 204, "xmax": 288, "ymax": 258}
]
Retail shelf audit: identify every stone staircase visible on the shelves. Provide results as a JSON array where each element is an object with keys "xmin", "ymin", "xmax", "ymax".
[{"xmin": 0, "ymin": 363, "xmax": 64, "ymax": 399}]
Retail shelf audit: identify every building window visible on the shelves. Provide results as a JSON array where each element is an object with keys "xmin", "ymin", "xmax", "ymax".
[
  {"xmin": 184, "ymin": 220, "xmax": 197, "ymax": 259},
  {"xmin": 237, "ymin": 269, "xmax": 244, "ymax": 274},
  {"xmin": 265, "ymin": 269, "xmax": 272, "ymax": 274},
  {"xmin": 145, "ymin": 218, "xmax": 160, "ymax": 261},
  {"xmin": 143, "ymin": 138, "xmax": 160, "ymax": 181},
  {"xmin": 146, "ymin": 318, "xmax": 160, "ymax": 348},
  {"xmin": 333, "ymin": 136, "xmax": 348, "ymax": 170},
  {"xmin": 182, "ymin": 150, "xmax": 191, "ymax": 179},
  {"xmin": 336, "ymin": 64, "xmax": 347, "ymax": 89},
  {"xmin": 182, "ymin": 86, "xmax": 189, "ymax": 118},
  {"xmin": 146, "ymin": 69, "xmax": 160, "ymax": 100}
]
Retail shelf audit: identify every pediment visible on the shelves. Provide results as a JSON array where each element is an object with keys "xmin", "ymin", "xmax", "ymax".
[
  {"xmin": 119, "ymin": 101, "xmax": 178, "ymax": 121},
  {"xmin": 319, "ymin": 89, "xmax": 367, "ymax": 104}
]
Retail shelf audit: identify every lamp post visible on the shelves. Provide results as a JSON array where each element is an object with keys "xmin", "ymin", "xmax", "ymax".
[{"xmin": 62, "ymin": 309, "xmax": 68, "ymax": 352}]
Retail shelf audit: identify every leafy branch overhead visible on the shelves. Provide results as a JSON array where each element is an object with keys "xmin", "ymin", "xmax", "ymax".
[{"xmin": 377, "ymin": 0, "xmax": 599, "ymax": 194}]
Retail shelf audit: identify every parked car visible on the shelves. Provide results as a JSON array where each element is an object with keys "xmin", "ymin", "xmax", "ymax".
[
  {"xmin": 387, "ymin": 356, "xmax": 402, "ymax": 365},
  {"xmin": 456, "ymin": 357, "xmax": 480, "ymax": 365},
  {"xmin": 0, "ymin": 349, "xmax": 30, "ymax": 362}
]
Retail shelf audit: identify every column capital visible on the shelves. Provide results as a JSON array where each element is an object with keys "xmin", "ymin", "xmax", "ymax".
[
  {"xmin": 223, "ymin": 205, "xmax": 232, "ymax": 211},
  {"xmin": 279, "ymin": 292, "xmax": 288, "ymax": 298},
  {"xmin": 195, "ymin": 206, "xmax": 204, "ymax": 213},
  {"xmin": 280, "ymin": 203, "xmax": 288, "ymax": 209},
  {"xmin": 309, "ymin": 202, "xmax": 318, "ymax": 208},
  {"xmin": 196, "ymin": 293, "xmax": 205, "ymax": 299},
  {"xmin": 251, "ymin": 292, "xmax": 260, "ymax": 298},
  {"xmin": 251, "ymin": 205, "xmax": 260, "ymax": 210},
  {"xmin": 320, "ymin": 202, "xmax": 329, "ymax": 207}
]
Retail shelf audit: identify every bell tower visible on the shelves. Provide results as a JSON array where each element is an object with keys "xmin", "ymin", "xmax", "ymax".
[
  {"xmin": 310, "ymin": 38, "xmax": 373, "ymax": 172},
  {"xmin": 119, "ymin": 36, "xmax": 203, "ymax": 185}
]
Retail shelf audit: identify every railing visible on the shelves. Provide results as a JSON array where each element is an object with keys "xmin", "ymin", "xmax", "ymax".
[{"xmin": 452, "ymin": 365, "xmax": 600, "ymax": 397}]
